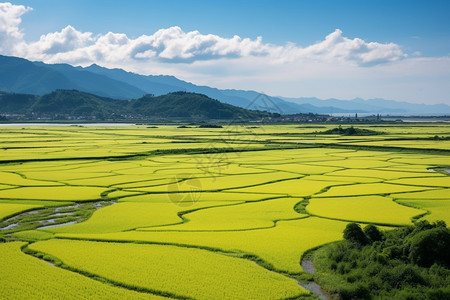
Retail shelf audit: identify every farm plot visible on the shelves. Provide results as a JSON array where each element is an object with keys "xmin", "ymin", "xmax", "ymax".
[
  {"xmin": 232, "ymin": 178, "xmax": 333, "ymax": 197},
  {"xmin": 0, "ymin": 242, "xmax": 160, "ymax": 299},
  {"xmin": 29, "ymin": 239, "xmax": 307, "ymax": 299},
  {"xmin": 396, "ymin": 199, "xmax": 450, "ymax": 225},
  {"xmin": 306, "ymin": 196, "xmax": 424, "ymax": 225},
  {"xmin": 138, "ymin": 197, "xmax": 306, "ymax": 231},
  {"xmin": 47, "ymin": 201, "xmax": 236, "ymax": 233},
  {"xmin": 0, "ymin": 124, "xmax": 449, "ymax": 299},
  {"xmin": 131, "ymin": 172, "xmax": 298, "ymax": 193},
  {"xmin": 57, "ymin": 217, "xmax": 348, "ymax": 273},
  {"xmin": 326, "ymin": 168, "xmax": 443, "ymax": 180},
  {"xmin": 117, "ymin": 192, "xmax": 280, "ymax": 203},
  {"xmin": 387, "ymin": 176, "xmax": 450, "ymax": 188},
  {"xmin": 0, "ymin": 203, "xmax": 42, "ymax": 220},
  {"xmin": 0, "ymin": 171, "xmax": 62, "ymax": 186},
  {"xmin": 0, "ymin": 186, "xmax": 107, "ymax": 201},
  {"xmin": 391, "ymin": 189, "xmax": 450, "ymax": 200},
  {"xmin": 315, "ymin": 183, "xmax": 432, "ymax": 197}
]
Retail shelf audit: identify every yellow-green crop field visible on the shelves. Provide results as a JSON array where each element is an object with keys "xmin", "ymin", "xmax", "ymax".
[{"xmin": 0, "ymin": 123, "xmax": 449, "ymax": 299}]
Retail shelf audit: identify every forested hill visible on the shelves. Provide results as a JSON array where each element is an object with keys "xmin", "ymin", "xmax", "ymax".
[{"xmin": 0, "ymin": 90, "xmax": 272, "ymax": 121}]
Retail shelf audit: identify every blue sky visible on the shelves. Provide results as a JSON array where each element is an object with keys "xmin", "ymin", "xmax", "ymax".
[{"xmin": 1, "ymin": 0, "xmax": 450, "ymax": 104}]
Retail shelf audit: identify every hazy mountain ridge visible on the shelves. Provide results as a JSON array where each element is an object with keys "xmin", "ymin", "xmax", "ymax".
[
  {"xmin": 1, "ymin": 54, "xmax": 449, "ymax": 115},
  {"xmin": 280, "ymin": 96, "xmax": 450, "ymax": 115}
]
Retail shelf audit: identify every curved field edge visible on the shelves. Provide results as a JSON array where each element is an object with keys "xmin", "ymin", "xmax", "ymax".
[
  {"xmin": 27, "ymin": 238, "xmax": 309, "ymax": 300},
  {"xmin": 54, "ymin": 216, "xmax": 349, "ymax": 274},
  {"xmin": 0, "ymin": 241, "xmax": 163, "ymax": 299}
]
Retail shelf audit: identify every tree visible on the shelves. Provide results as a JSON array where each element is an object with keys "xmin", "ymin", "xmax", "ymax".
[
  {"xmin": 408, "ymin": 227, "xmax": 450, "ymax": 268},
  {"xmin": 343, "ymin": 223, "xmax": 368, "ymax": 245},
  {"xmin": 364, "ymin": 224, "xmax": 383, "ymax": 242}
]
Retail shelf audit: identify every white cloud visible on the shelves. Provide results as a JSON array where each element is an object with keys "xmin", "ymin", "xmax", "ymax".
[
  {"xmin": 23, "ymin": 26, "xmax": 274, "ymax": 65},
  {"xmin": 0, "ymin": 2, "xmax": 448, "ymax": 104},
  {"xmin": 0, "ymin": 3, "xmax": 407, "ymax": 67},
  {"xmin": 0, "ymin": 2, "xmax": 31, "ymax": 54},
  {"xmin": 9, "ymin": 19, "xmax": 405, "ymax": 67},
  {"xmin": 270, "ymin": 29, "xmax": 406, "ymax": 66},
  {"xmin": 28, "ymin": 25, "xmax": 95, "ymax": 55}
]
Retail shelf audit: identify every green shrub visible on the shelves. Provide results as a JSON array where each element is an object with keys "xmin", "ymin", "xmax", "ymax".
[
  {"xmin": 313, "ymin": 221, "xmax": 450, "ymax": 299},
  {"xmin": 364, "ymin": 224, "xmax": 384, "ymax": 242},
  {"xmin": 343, "ymin": 223, "xmax": 369, "ymax": 245},
  {"xmin": 408, "ymin": 227, "xmax": 450, "ymax": 268},
  {"xmin": 339, "ymin": 284, "xmax": 370, "ymax": 300}
]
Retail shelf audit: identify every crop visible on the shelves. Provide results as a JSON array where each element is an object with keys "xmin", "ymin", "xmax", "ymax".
[
  {"xmin": 392, "ymin": 189, "xmax": 449, "ymax": 199},
  {"xmin": 29, "ymin": 239, "xmax": 307, "ymax": 299},
  {"xmin": 0, "ymin": 242, "xmax": 161, "ymax": 299},
  {"xmin": 0, "ymin": 203, "xmax": 41, "ymax": 220},
  {"xmin": 396, "ymin": 199, "xmax": 450, "ymax": 225},
  {"xmin": 233, "ymin": 178, "xmax": 332, "ymax": 196},
  {"xmin": 138, "ymin": 197, "xmax": 306, "ymax": 231},
  {"xmin": 388, "ymin": 176, "xmax": 450, "ymax": 188},
  {"xmin": 57, "ymin": 216, "xmax": 348, "ymax": 273},
  {"xmin": 327, "ymin": 168, "xmax": 442, "ymax": 180},
  {"xmin": 0, "ymin": 124, "xmax": 449, "ymax": 299},
  {"xmin": 307, "ymin": 196, "xmax": 424, "ymax": 225},
  {"xmin": 316, "ymin": 183, "xmax": 432, "ymax": 197},
  {"xmin": 48, "ymin": 200, "xmax": 236, "ymax": 234},
  {"xmin": 0, "ymin": 186, "xmax": 106, "ymax": 201}
]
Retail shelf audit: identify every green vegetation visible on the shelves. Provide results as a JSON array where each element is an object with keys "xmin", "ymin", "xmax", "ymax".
[
  {"xmin": 0, "ymin": 124, "xmax": 449, "ymax": 299},
  {"xmin": 313, "ymin": 221, "xmax": 450, "ymax": 299},
  {"xmin": 321, "ymin": 125, "xmax": 384, "ymax": 135},
  {"xmin": 29, "ymin": 239, "xmax": 307, "ymax": 299},
  {"xmin": 198, "ymin": 124, "xmax": 223, "ymax": 128},
  {"xmin": 0, "ymin": 242, "xmax": 161, "ymax": 299},
  {"xmin": 0, "ymin": 89, "xmax": 273, "ymax": 120}
]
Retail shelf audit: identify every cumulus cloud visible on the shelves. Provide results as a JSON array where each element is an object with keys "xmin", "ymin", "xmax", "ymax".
[
  {"xmin": 294, "ymin": 29, "xmax": 407, "ymax": 65},
  {"xmin": 28, "ymin": 25, "xmax": 95, "ymax": 55},
  {"xmin": 23, "ymin": 26, "xmax": 274, "ymax": 65},
  {"xmin": 0, "ymin": 2, "xmax": 31, "ymax": 54},
  {"xmin": 0, "ymin": 3, "xmax": 406, "ymax": 67},
  {"xmin": 22, "ymin": 26, "xmax": 405, "ymax": 67}
]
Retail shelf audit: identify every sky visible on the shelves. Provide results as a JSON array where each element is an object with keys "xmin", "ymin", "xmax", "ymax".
[{"xmin": 1, "ymin": 0, "xmax": 450, "ymax": 104}]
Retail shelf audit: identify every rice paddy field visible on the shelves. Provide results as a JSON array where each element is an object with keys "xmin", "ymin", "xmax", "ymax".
[{"xmin": 0, "ymin": 123, "xmax": 449, "ymax": 299}]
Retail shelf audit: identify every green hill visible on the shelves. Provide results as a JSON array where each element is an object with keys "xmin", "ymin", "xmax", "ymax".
[
  {"xmin": 129, "ymin": 92, "xmax": 264, "ymax": 119},
  {"xmin": 0, "ymin": 90, "xmax": 271, "ymax": 121}
]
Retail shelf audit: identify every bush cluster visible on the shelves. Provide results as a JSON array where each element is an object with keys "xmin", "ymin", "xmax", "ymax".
[{"xmin": 315, "ymin": 221, "xmax": 450, "ymax": 299}]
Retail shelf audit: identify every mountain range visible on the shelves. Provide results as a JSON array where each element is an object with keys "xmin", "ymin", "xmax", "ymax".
[{"xmin": 1, "ymin": 54, "xmax": 449, "ymax": 115}]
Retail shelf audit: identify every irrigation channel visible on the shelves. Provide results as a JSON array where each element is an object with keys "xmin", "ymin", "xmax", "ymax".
[{"xmin": 1, "ymin": 200, "xmax": 330, "ymax": 299}]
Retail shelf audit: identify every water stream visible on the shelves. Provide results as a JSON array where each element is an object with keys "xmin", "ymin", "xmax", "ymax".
[
  {"xmin": 299, "ymin": 259, "xmax": 330, "ymax": 300},
  {"xmin": 0, "ymin": 201, "xmax": 114, "ymax": 233},
  {"xmin": 38, "ymin": 221, "xmax": 78, "ymax": 230}
]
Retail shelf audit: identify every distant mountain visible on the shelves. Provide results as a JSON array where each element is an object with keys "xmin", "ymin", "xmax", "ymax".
[
  {"xmin": 83, "ymin": 64, "xmax": 263, "ymax": 108},
  {"xmin": 0, "ymin": 55, "xmax": 75, "ymax": 95},
  {"xmin": 0, "ymin": 90, "xmax": 271, "ymax": 120},
  {"xmin": 280, "ymin": 97, "xmax": 450, "ymax": 115},
  {"xmin": 0, "ymin": 55, "xmax": 145, "ymax": 99},
  {"xmin": 83, "ymin": 64, "xmax": 362, "ymax": 114},
  {"xmin": 34, "ymin": 62, "xmax": 146, "ymax": 99},
  {"xmin": 1, "ymin": 54, "xmax": 449, "ymax": 115},
  {"xmin": 0, "ymin": 55, "xmax": 314, "ymax": 112}
]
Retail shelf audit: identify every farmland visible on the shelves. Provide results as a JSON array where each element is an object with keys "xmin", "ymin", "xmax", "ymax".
[{"xmin": 0, "ymin": 123, "xmax": 449, "ymax": 299}]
